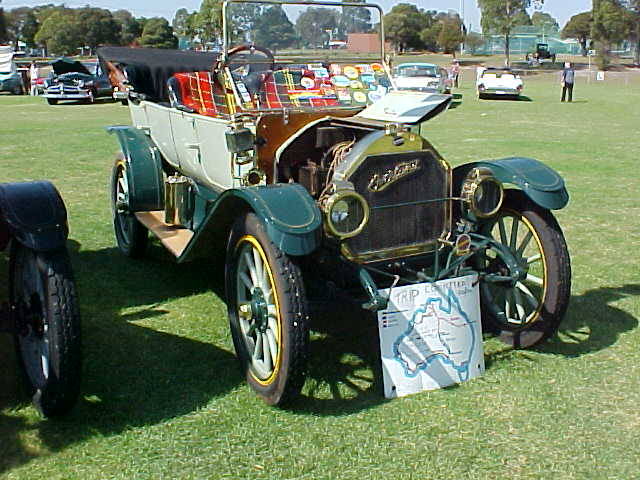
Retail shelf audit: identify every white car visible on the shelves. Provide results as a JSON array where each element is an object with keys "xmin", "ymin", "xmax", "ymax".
[
  {"xmin": 476, "ymin": 68, "xmax": 523, "ymax": 99},
  {"xmin": 393, "ymin": 63, "xmax": 451, "ymax": 94}
]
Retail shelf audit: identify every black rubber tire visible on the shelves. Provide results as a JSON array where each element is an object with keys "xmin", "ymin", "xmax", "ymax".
[
  {"xmin": 47, "ymin": 98, "xmax": 58, "ymax": 105},
  {"xmin": 110, "ymin": 158, "xmax": 148, "ymax": 258},
  {"xmin": 477, "ymin": 190, "xmax": 571, "ymax": 348},
  {"xmin": 225, "ymin": 212, "xmax": 309, "ymax": 406},
  {"xmin": 11, "ymin": 243, "xmax": 81, "ymax": 417}
]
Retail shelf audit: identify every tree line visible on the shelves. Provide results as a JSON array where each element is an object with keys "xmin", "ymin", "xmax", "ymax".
[
  {"xmin": 0, "ymin": 1, "xmax": 177, "ymax": 55},
  {"xmin": 562, "ymin": 0, "xmax": 640, "ymax": 67}
]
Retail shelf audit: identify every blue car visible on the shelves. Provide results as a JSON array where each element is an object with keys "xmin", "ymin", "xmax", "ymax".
[{"xmin": 0, "ymin": 45, "xmax": 24, "ymax": 95}]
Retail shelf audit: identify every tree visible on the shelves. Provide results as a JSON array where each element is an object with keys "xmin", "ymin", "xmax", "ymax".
[
  {"xmin": 531, "ymin": 11, "xmax": 559, "ymax": 30},
  {"xmin": 0, "ymin": 7, "xmax": 7, "ymax": 44},
  {"xmin": 437, "ymin": 13, "xmax": 463, "ymax": 56},
  {"xmin": 254, "ymin": 6, "xmax": 296, "ymax": 52},
  {"xmin": 195, "ymin": 0, "xmax": 223, "ymax": 45},
  {"xmin": 478, "ymin": 0, "xmax": 540, "ymax": 64},
  {"xmin": 35, "ymin": 9, "xmax": 83, "ymax": 55},
  {"xmin": 465, "ymin": 31, "xmax": 485, "ymax": 53},
  {"xmin": 339, "ymin": 0, "xmax": 372, "ymax": 37},
  {"xmin": 384, "ymin": 4, "xmax": 429, "ymax": 53},
  {"xmin": 623, "ymin": 0, "xmax": 640, "ymax": 63},
  {"xmin": 139, "ymin": 17, "xmax": 178, "ymax": 49},
  {"xmin": 113, "ymin": 10, "xmax": 142, "ymax": 46},
  {"xmin": 592, "ymin": 0, "xmax": 629, "ymax": 69},
  {"xmin": 296, "ymin": 7, "xmax": 339, "ymax": 48},
  {"xmin": 173, "ymin": 8, "xmax": 190, "ymax": 37},
  {"xmin": 76, "ymin": 7, "xmax": 120, "ymax": 52},
  {"xmin": 5, "ymin": 7, "xmax": 40, "ymax": 48},
  {"xmin": 561, "ymin": 11, "xmax": 592, "ymax": 56}
]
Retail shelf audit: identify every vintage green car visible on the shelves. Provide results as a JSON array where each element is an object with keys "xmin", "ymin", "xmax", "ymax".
[
  {"xmin": 0, "ymin": 181, "xmax": 81, "ymax": 416},
  {"xmin": 101, "ymin": 0, "xmax": 571, "ymax": 406}
]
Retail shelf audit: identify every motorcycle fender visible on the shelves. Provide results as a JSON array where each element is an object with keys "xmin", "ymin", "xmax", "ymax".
[
  {"xmin": 453, "ymin": 157, "xmax": 569, "ymax": 210},
  {"xmin": 108, "ymin": 125, "xmax": 164, "ymax": 211},
  {"xmin": 181, "ymin": 183, "xmax": 322, "ymax": 261},
  {"xmin": 0, "ymin": 181, "xmax": 69, "ymax": 252}
]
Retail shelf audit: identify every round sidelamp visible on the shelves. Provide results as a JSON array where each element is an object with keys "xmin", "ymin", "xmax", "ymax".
[
  {"xmin": 325, "ymin": 191, "xmax": 370, "ymax": 239},
  {"xmin": 462, "ymin": 168, "xmax": 504, "ymax": 218}
]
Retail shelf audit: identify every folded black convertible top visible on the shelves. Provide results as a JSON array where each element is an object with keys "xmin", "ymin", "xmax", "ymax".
[{"xmin": 97, "ymin": 47, "xmax": 220, "ymax": 101}]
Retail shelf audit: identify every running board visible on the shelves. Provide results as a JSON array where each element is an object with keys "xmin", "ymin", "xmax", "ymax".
[{"xmin": 135, "ymin": 211, "xmax": 194, "ymax": 258}]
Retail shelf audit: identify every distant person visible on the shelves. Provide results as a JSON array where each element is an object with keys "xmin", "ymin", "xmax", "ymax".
[
  {"xmin": 476, "ymin": 63, "xmax": 486, "ymax": 82},
  {"xmin": 29, "ymin": 61, "xmax": 38, "ymax": 96},
  {"xmin": 561, "ymin": 62, "xmax": 575, "ymax": 102},
  {"xmin": 450, "ymin": 59, "xmax": 460, "ymax": 88}
]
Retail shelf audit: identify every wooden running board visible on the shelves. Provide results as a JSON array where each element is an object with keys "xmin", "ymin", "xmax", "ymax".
[{"xmin": 135, "ymin": 211, "xmax": 194, "ymax": 258}]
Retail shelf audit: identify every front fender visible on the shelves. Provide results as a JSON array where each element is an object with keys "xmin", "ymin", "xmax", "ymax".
[
  {"xmin": 108, "ymin": 125, "xmax": 164, "ymax": 211},
  {"xmin": 181, "ymin": 183, "xmax": 322, "ymax": 261},
  {"xmin": 453, "ymin": 157, "xmax": 569, "ymax": 210},
  {"xmin": 0, "ymin": 181, "xmax": 69, "ymax": 252}
]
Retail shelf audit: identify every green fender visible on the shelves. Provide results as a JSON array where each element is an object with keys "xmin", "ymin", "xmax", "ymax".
[
  {"xmin": 107, "ymin": 125, "xmax": 164, "ymax": 211},
  {"xmin": 180, "ymin": 183, "xmax": 322, "ymax": 262},
  {"xmin": 454, "ymin": 157, "xmax": 569, "ymax": 210}
]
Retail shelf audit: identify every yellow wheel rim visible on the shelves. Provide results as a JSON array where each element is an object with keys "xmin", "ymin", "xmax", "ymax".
[{"xmin": 234, "ymin": 235, "xmax": 282, "ymax": 385}]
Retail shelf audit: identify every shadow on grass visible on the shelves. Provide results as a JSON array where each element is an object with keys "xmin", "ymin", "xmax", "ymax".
[
  {"xmin": 480, "ymin": 94, "xmax": 532, "ymax": 102},
  {"xmin": 289, "ymin": 296, "xmax": 388, "ymax": 416},
  {"xmin": 539, "ymin": 284, "xmax": 639, "ymax": 357},
  {"xmin": 449, "ymin": 93, "xmax": 463, "ymax": 109},
  {"xmin": 0, "ymin": 240, "xmax": 238, "ymax": 475},
  {"xmin": 483, "ymin": 284, "xmax": 639, "ymax": 368}
]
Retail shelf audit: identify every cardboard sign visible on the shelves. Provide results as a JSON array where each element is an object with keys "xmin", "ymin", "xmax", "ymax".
[{"xmin": 377, "ymin": 274, "xmax": 484, "ymax": 399}]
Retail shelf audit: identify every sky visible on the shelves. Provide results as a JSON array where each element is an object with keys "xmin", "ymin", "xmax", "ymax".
[{"xmin": 2, "ymin": 0, "xmax": 593, "ymax": 32}]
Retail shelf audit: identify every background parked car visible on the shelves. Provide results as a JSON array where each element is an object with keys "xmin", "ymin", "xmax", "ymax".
[
  {"xmin": 43, "ymin": 57, "xmax": 113, "ymax": 105},
  {"xmin": 476, "ymin": 67, "xmax": 523, "ymax": 99},
  {"xmin": 392, "ymin": 62, "xmax": 451, "ymax": 94},
  {"xmin": 0, "ymin": 45, "xmax": 25, "ymax": 95},
  {"xmin": 30, "ymin": 64, "xmax": 53, "ymax": 96}
]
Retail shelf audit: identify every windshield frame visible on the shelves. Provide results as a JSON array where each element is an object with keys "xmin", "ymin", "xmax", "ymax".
[{"xmin": 222, "ymin": 0, "xmax": 386, "ymax": 64}]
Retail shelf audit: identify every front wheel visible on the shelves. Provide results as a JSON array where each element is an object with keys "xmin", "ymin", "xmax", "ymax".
[
  {"xmin": 225, "ymin": 213, "xmax": 309, "ymax": 406},
  {"xmin": 477, "ymin": 190, "xmax": 571, "ymax": 348},
  {"xmin": 11, "ymin": 243, "xmax": 81, "ymax": 416},
  {"xmin": 110, "ymin": 158, "xmax": 148, "ymax": 257},
  {"xmin": 46, "ymin": 98, "xmax": 57, "ymax": 105}
]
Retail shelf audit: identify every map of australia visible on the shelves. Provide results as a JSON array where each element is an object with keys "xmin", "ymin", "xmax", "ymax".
[
  {"xmin": 392, "ymin": 289, "xmax": 476, "ymax": 382},
  {"xmin": 377, "ymin": 275, "xmax": 484, "ymax": 398}
]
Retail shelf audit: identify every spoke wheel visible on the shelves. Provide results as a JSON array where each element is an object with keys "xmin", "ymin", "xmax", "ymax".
[
  {"xmin": 11, "ymin": 243, "xmax": 81, "ymax": 416},
  {"xmin": 478, "ymin": 190, "xmax": 571, "ymax": 348},
  {"xmin": 110, "ymin": 157, "xmax": 148, "ymax": 257},
  {"xmin": 226, "ymin": 213, "xmax": 309, "ymax": 406}
]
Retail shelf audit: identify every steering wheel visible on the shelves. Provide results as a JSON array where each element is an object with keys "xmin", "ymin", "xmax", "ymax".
[{"xmin": 221, "ymin": 44, "xmax": 275, "ymax": 76}]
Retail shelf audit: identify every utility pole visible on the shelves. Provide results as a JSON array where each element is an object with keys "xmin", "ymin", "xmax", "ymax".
[{"xmin": 459, "ymin": 0, "xmax": 465, "ymax": 55}]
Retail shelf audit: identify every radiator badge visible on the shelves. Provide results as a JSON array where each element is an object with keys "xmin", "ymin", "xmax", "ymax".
[{"xmin": 368, "ymin": 159, "xmax": 422, "ymax": 193}]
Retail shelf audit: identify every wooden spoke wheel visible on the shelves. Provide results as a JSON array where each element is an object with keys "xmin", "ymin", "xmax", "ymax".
[{"xmin": 478, "ymin": 190, "xmax": 571, "ymax": 348}]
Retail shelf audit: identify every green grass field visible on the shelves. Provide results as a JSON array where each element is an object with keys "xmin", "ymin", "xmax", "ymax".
[{"xmin": 1, "ymin": 73, "xmax": 639, "ymax": 479}]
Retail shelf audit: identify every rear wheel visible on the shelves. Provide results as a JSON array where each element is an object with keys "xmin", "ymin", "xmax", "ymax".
[
  {"xmin": 225, "ymin": 213, "xmax": 309, "ymax": 406},
  {"xmin": 11, "ymin": 243, "xmax": 81, "ymax": 417},
  {"xmin": 477, "ymin": 190, "xmax": 571, "ymax": 348},
  {"xmin": 110, "ymin": 158, "xmax": 148, "ymax": 257}
]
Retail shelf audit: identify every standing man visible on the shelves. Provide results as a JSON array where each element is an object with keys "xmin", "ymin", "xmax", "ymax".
[
  {"xmin": 561, "ymin": 62, "xmax": 575, "ymax": 102},
  {"xmin": 450, "ymin": 59, "xmax": 460, "ymax": 88}
]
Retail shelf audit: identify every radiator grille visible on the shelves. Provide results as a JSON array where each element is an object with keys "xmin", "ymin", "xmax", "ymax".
[{"xmin": 344, "ymin": 151, "xmax": 450, "ymax": 262}]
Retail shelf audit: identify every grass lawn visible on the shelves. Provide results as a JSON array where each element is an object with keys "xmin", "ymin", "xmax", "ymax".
[{"xmin": 0, "ymin": 73, "xmax": 639, "ymax": 479}]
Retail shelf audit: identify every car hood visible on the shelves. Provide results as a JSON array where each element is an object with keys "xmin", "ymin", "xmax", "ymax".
[
  {"xmin": 51, "ymin": 57, "xmax": 91, "ymax": 76},
  {"xmin": 394, "ymin": 76, "xmax": 440, "ymax": 89},
  {"xmin": 52, "ymin": 72, "xmax": 94, "ymax": 84}
]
